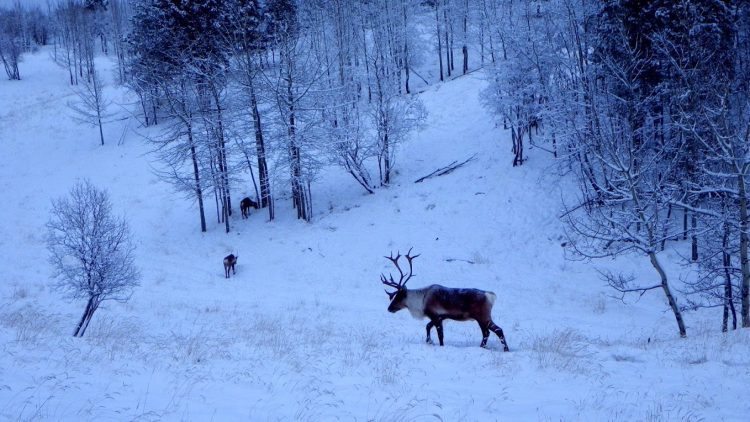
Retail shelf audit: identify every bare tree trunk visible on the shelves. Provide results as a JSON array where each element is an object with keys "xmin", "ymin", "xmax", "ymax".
[
  {"xmin": 189, "ymin": 137, "xmax": 207, "ymax": 232},
  {"xmin": 444, "ymin": 4, "xmax": 451, "ymax": 77},
  {"xmin": 462, "ymin": 0, "xmax": 468, "ymax": 74},
  {"xmin": 691, "ymin": 213, "xmax": 698, "ymax": 261},
  {"xmin": 77, "ymin": 300, "xmax": 98, "ymax": 337},
  {"xmin": 98, "ymin": 115, "xmax": 104, "ymax": 146},
  {"xmin": 403, "ymin": 4, "xmax": 410, "ymax": 94},
  {"xmin": 95, "ymin": 72, "xmax": 105, "ymax": 145},
  {"xmin": 210, "ymin": 85, "xmax": 231, "ymax": 233},
  {"xmin": 382, "ymin": 132, "xmax": 391, "ymax": 184},
  {"xmin": 73, "ymin": 295, "xmax": 99, "ymax": 337},
  {"xmin": 138, "ymin": 91, "xmax": 150, "ymax": 126},
  {"xmin": 723, "ymin": 223, "xmax": 738, "ymax": 332},
  {"xmin": 287, "ymin": 80, "xmax": 309, "ymax": 221},
  {"xmin": 150, "ymin": 88, "xmax": 159, "ymax": 125},
  {"xmin": 360, "ymin": 8, "xmax": 373, "ymax": 101},
  {"xmin": 650, "ymin": 252, "xmax": 687, "ymax": 337},
  {"xmin": 436, "ymin": 3, "xmax": 444, "ymax": 82},
  {"xmin": 683, "ymin": 207, "xmax": 689, "ymax": 240},
  {"xmin": 250, "ymin": 84, "xmax": 273, "ymax": 219},
  {"xmin": 661, "ymin": 204, "xmax": 673, "ymax": 250},
  {"xmin": 738, "ymin": 174, "xmax": 750, "ymax": 327}
]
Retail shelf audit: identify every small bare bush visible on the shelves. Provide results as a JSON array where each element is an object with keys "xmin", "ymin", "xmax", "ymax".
[
  {"xmin": 470, "ymin": 250, "xmax": 490, "ymax": 264},
  {"xmin": 530, "ymin": 329, "xmax": 595, "ymax": 374},
  {"xmin": 11, "ymin": 286, "xmax": 28, "ymax": 300},
  {"xmin": 83, "ymin": 316, "xmax": 144, "ymax": 361},
  {"xmin": 167, "ymin": 330, "xmax": 230, "ymax": 364},
  {"xmin": 0, "ymin": 305, "xmax": 57, "ymax": 344},
  {"xmin": 249, "ymin": 315, "xmax": 294, "ymax": 358},
  {"xmin": 591, "ymin": 294, "xmax": 607, "ymax": 314},
  {"xmin": 367, "ymin": 396, "xmax": 445, "ymax": 421},
  {"xmin": 376, "ymin": 359, "xmax": 401, "ymax": 386}
]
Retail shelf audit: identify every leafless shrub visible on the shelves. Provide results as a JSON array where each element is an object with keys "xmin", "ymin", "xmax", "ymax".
[
  {"xmin": 83, "ymin": 315, "xmax": 144, "ymax": 361},
  {"xmin": 0, "ymin": 305, "xmax": 57, "ymax": 344},
  {"xmin": 529, "ymin": 329, "xmax": 595, "ymax": 374},
  {"xmin": 11, "ymin": 285, "xmax": 28, "ymax": 300}
]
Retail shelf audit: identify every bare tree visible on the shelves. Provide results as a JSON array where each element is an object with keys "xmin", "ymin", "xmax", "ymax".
[
  {"xmin": 148, "ymin": 76, "xmax": 209, "ymax": 233},
  {"xmin": 265, "ymin": 0, "xmax": 324, "ymax": 222},
  {"xmin": 68, "ymin": 67, "xmax": 112, "ymax": 145},
  {"xmin": 225, "ymin": 0, "xmax": 274, "ymax": 219},
  {"xmin": 563, "ymin": 151, "xmax": 688, "ymax": 336},
  {"xmin": 109, "ymin": 0, "xmax": 131, "ymax": 84},
  {"xmin": 482, "ymin": 0, "xmax": 555, "ymax": 167},
  {"xmin": 128, "ymin": 0, "xmax": 234, "ymax": 232},
  {"xmin": 368, "ymin": 6, "xmax": 426, "ymax": 185},
  {"xmin": 0, "ymin": 3, "xmax": 23, "ymax": 80},
  {"xmin": 308, "ymin": 1, "xmax": 376, "ymax": 194},
  {"xmin": 562, "ymin": 70, "xmax": 688, "ymax": 338},
  {"xmin": 46, "ymin": 180, "xmax": 140, "ymax": 337},
  {"xmin": 53, "ymin": 1, "xmax": 96, "ymax": 86}
]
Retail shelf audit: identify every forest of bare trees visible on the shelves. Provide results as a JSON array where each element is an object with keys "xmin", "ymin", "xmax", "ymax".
[
  {"xmin": 3, "ymin": 0, "xmax": 750, "ymax": 335},
  {"xmin": 481, "ymin": 0, "xmax": 750, "ymax": 336}
]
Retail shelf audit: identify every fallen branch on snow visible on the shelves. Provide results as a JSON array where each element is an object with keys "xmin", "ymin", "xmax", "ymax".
[
  {"xmin": 414, "ymin": 154, "xmax": 477, "ymax": 183},
  {"xmin": 445, "ymin": 258, "xmax": 476, "ymax": 264}
]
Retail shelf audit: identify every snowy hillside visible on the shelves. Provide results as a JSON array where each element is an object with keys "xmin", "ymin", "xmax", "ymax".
[{"xmin": 1, "ymin": 49, "xmax": 749, "ymax": 421}]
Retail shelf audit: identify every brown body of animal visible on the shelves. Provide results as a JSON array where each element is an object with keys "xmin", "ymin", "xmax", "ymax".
[
  {"xmin": 240, "ymin": 197, "xmax": 259, "ymax": 219},
  {"xmin": 382, "ymin": 250, "xmax": 509, "ymax": 351},
  {"xmin": 223, "ymin": 254, "xmax": 238, "ymax": 278}
]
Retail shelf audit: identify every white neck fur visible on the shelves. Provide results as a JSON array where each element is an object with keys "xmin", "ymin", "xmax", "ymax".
[{"xmin": 405, "ymin": 289, "xmax": 426, "ymax": 319}]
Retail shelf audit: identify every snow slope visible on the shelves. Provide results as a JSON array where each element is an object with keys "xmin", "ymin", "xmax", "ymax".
[{"xmin": 1, "ymin": 49, "xmax": 749, "ymax": 421}]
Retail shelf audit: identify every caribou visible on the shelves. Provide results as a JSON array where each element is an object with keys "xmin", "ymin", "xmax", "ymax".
[
  {"xmin": 240, "ymin": 197, "xmax": 259, "ymax": 219},
  {"xmin": 381, "ymin": 249, "xmax": 509, "ymax": 351},
  {"xmin": 223, "ymin": 253, "xmax": 238, "ymax": 278}
]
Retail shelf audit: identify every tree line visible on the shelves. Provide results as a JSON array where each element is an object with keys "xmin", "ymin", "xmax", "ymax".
[{"xmin": 482, "ymin": 0, "xmax": 750, "ymax": 335}]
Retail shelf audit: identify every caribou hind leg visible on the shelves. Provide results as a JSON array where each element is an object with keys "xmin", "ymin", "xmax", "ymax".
[{"xmin": 478, "ymin": 321, "xmax": 491, "ymax": 348}]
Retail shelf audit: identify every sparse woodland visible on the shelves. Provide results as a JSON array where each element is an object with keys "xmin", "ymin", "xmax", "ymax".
[
  {"xmin": 482, "ymin": 0, "xmax": 750, "ymax": 336},
  {"xmin": 4, "ymin": 0, "xmax": 750, "ymax": 419},
  {"xmin": 2, "ymin": 0, "xmax": 750, "ymax": 336}
]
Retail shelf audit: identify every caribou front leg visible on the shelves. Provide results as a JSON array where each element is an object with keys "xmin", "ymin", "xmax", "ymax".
[{"xmin": 426, "ymin": 314, "xmax": 445, "ymax": 346}]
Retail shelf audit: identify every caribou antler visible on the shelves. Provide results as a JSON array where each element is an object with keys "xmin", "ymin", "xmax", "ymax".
[{"xmin": 380, "ymin": 248, "xmax": 420, "ymax": 293}]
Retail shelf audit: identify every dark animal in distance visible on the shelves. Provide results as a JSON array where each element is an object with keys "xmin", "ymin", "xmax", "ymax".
[
  {"xmin": 381, "ymin": 249, "xmax": 509, "ymax": 351},
  {"xmin": 223, "ymin": 254, "xmax": 238, "ymax": 278},
  {"xmin": 240, "ymin": 197, "xmax": 259, "ymax": 219}
]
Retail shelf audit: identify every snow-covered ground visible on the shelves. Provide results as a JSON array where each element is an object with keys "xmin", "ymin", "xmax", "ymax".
[{"xmin": 1, "ymin": 49, "xmax": 749, "ymax": 421}]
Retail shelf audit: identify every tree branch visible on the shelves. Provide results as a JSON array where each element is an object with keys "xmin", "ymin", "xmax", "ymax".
[{"xmin": 414, "ymin": 154, "xmax": 476, "ymax": 183}]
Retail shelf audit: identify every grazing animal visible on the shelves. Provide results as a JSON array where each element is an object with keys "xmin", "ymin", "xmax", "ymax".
[
  {"xmin": 381, "ymin": 249, "xmax": 509, "ymax": 351},
  {"xmin": 223, "ymin": 254, "xmax": 238, "ymax": 278},
  {"xmin": 240, "ymin": 197, "xmax": 259, "ymax": 219}
]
